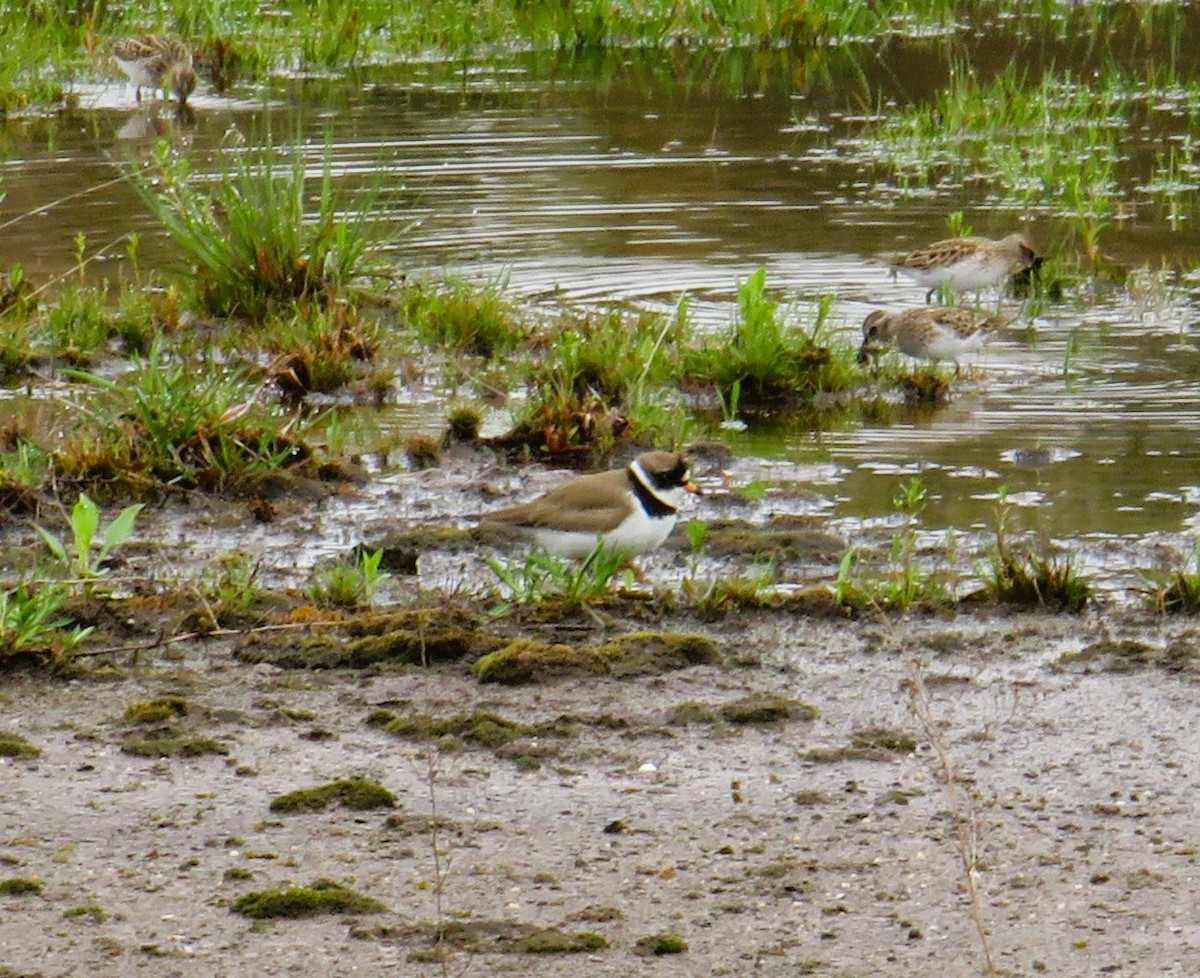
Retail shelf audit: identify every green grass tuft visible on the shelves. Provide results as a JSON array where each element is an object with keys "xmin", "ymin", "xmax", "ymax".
[
  {"xmin": 683, "ymin": 272, "xmax": 859, "ymax": 409},
  {"xmin": 134, "ymin": 141, "xmax": 380, "ymax": 321}
]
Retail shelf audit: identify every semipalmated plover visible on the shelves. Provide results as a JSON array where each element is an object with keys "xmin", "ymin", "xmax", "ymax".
[
  {"xmin": 858, "ymin": 306, "xmax": 1012, "ymax": 364},
  {"xmin": 111, "ymin": 35, "xmax": 196, "ymax": 104},
  {"xmin": 888, "ymin": 233, "xmax": 1039, "ymax": 301},
  {"xmin": 482, "ymin": 451, "xmax": 699, "ymax": 559}
]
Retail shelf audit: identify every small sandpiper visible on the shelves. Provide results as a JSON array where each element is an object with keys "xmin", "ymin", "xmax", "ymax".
[
  {"xmin": 858, "ymin": 306, "xmax": 1012, "ymax": 365},
  {"xmin": 111, "ymin": 35, "xmax": 196, "ymax": 104},
  {"xmin": 887, "ymin": 233, "xmax": 1040, "ymax": 302},
  {"xmin": 480, "ymin": 451, "xmax": 699, "ymax": 559}
]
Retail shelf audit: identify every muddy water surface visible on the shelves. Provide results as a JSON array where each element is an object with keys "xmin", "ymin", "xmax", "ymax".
[{"xmin": 4, "ymin": 24, "xmax": 1200, "ymax": 581}]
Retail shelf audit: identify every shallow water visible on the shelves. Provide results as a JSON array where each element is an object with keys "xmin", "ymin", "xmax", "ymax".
[{"xmin": 4, "ymin": 20, "xmax": 1200, "ymax": 572}]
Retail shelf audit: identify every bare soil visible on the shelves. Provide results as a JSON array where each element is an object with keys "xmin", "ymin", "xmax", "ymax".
[{"xmin": 3, "ymin": 601, "xmax": 1199, "ymax": 978}]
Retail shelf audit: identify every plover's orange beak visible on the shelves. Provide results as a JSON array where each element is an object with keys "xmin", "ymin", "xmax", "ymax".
[{"xmin": 685, "ymin": 479, "xmax": 701, "ymax": 495}]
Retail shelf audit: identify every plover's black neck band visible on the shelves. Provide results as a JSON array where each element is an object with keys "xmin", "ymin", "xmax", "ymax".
[{"xmin": 627, "ymin": 462, "xmax": 678, "ymax": 520}]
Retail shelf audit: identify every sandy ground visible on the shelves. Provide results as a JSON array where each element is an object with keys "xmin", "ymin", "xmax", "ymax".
[{"xmin": 3, "ymin": 603, "xmax": 1200, "ymax": 978}]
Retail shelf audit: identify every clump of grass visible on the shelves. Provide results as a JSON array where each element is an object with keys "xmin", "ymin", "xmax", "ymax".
[
  {"xmin": 486, "ymin": 543, "xmax": 630, "ymax": 614},
  {"xmin": 472, "ymin": 632, "xmax": 720, "ymax": 684},
  {"xmin": 834, "ymin": 478, "xmax": 952, "ymax": 613},
  {"xmin": 232, "ymin": 878, "xmax": 387, "ymax": 919},
  {"xmin": 405, "ymin": 434, "xmax": 441, "ymax": 470},
  {"xmin": 375, "ymin": 707, "xmax": 568, "ymax": 752},
  {"xmin": 504, "ymin": 305, "xmax": 685, "ymax": 456},
  {"xmin": 444, "ymin": 406, "xmax": 483, "ymax": 443},
  {"xmin": 0, "ymin": 425, "xmax": 49, "ymax": 509},
  {"xmin": 1143, "ymin": 540, "xmax": 1200, "ymax": 614},
  {"xmin": 63, "ymin": 904, "xmax": 108, "ymax": 922},
  {"xmin": 124, "ymin": 696, "xmax": 190, "ymax": 725},
  {"xmin": 982, "ymin": 491, "xmax": 1089, "ymax": 612},
  {"xmin": 134, "ymin": 141, "xmax": 380, "ymax": 320},
  {"xmin": 683, "ymin": 558, "xmax": 780, "ymax": 615},
  {"xmin": 42, "ymin": 283, "xmax": 115, "ymax": 364},
  {"xmin": 0, "ymin": 582, "xmax": 92, "ymax": 665},
  {"xmin": 57, "ymin": 335, "xmax": 319, "ymax": 498},
  {"xmin": 401, "ymin": 275, "xmax": 526, "ymax": 357},
  {"xmin": 200, "ymin": 552, "xmax": 264, "ymax": 615},
  {"xmin": 308, "ymin": 549, "xmax": 390, "ymax": 608},
  {"xmin": 0, "ymin": 732, "xmax": 42, "ymax": 758},
  {"xmin": 121, "ymin": 736, "xmax": 230, "ymax": 758},
  {"xmin": 262, "ymin": 304, "xmax": 381, "ymax": 399},
  {"xmin": 683, "ymin": 272, "xmax": 858, "ymax": 409},
  {"xmin": 633, "ymin": 931, "xmax": 687, "ymax": 956},
  {"xmin": 720, "ymin": 692, "xmax": 819, "ymax": 725},
  {"xmin": 0, "ymin": 878, "xmax": 44, "ymax": 896}
]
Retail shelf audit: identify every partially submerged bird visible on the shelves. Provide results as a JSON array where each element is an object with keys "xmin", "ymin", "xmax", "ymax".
[
  {"xmin": 481, "ymin": 451, "xmax": 699, "ymax": 559},
  {"xmin": 858, "ymin": 306, "xmax": 1012, "ymax": 365},
  {"xmin": 111, "ymin": 35, "xmax": 196, "ymax": 104},
  {"xmin": 888, "ymin": 233, "xmax": 1040, "ymax": 301}
]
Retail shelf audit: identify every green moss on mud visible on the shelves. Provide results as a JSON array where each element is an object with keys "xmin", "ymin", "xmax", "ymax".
[
  {"xmin": 473, "ymin": 631, "xmax": 722, "ymax": 685},
  {"xmin": 232, "ymin": 878, "xmax": 386, "ymax": 919},
  {"xmin": 472, "ymin": 639, "xmax": 601, "ymax": 684},
  {"xmin": 235, "ymin": 609, "xmax": 504, "ymax": 669},
  {"xmin": 269, "ymin": 777, "xmax": 396, "ymax": 813},
  {"xmin": 850, "ymin": 726, "xmax": 917, "ymax": 754},
  {"xmin": 0, "ymin": 732, "xmax": 41, "ymax": 758},
  {"xmin": 700, "ymin": 521, "xmax": 846, "ymax": 562},
  {"xmin": 721, "ymin": 692, "xmax": 819, "ymax": 724},
  {"xmin": 439, "ymin": 920, "xmax": 607, "ymax": 954},
  {"xmin": 124, "ymin": 696, "xmax": 190, "ymax": 724},
  {"xmin": 633, "ymin": 931, "xmax": 688, "ymax": 955},
  {"xmin": 669, "ymin": 692, "xmax": 818, "ymax": 726},
  {"xmin": 376, "ymin": 709, "xmax": 571, "ymax": 752},
  {"xmin": 0, "ymin": 877, "xmax": 43, "ymax": 895},
  {"xmin": 121, "ymin": 736, "xmax": 230, "ymax": 758}
]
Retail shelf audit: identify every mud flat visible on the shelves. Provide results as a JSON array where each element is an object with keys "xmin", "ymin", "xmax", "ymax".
[{"xmin": 2, "ymin": 599, "xmax": 1198, "ymax": 978}]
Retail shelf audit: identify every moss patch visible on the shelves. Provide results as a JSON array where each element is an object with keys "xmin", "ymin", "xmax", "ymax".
[
  {"xmin": 121, "ymin": 736, "xmax": 230, "ymax": 758},
  {"xmin": 701, "ymin": 520, "xmax": 846, "ymax": 562},
  {"xmin": 600, "ymin": 631, "xmax": 723, "ymax": 676},
  {"xmin": 1055, "ymin": 637, "xmax": 1199, "ymax": 675},
  {"xmin": 439, "ymin": 920, "xmax": 607, "ymax": 954},
  {"xmin": 850, "ymin": 726, "xmax": 917, "ymax": 754},
  {"xmin": 232, "ymin": 878, "xmax": 387, "ymax": 919},
  {"xmin": 721, "ymin": 692, "xmax": 819, "ymax": 724},
  {"xmin": 633, "ymin": 931, "xmax": 688, "ymax": 956},
  {"xmin": 63, "ymin": 904, "xmax": 108, "ymax": 922},
  {"xmin": 0, "ymin": 732, "xmax": 41, "ymax": 758},
  {"xmin": 667, "ymin": 701, "xmax": 720, "ymax": 725},
  {"xmin": 0, "ymin": 877, "xmax": 43, "ymax": 895},
  {"xmin": 235, "ymin": 610, "xmax": 505, "ymax": 669},
  {"xmin": 471, "ymin": 639, "xmax": 603, "ymax": 685},
  {"xmin": 523, "ymin": 928, "xmax": 607, "ymax": 954},
  {"xmin": 269, "ymin": 777, "xmax": 396, "ymax": 813},
  {"xmin": 669, "ymin": 692, "xmax": 819, "ymax": 726},
  {"xmin": 373, "ymin": 708, "xmax": 572, "ymax": 753},
  {"xmin": 473, "ymin": 631, "xmax": 722, "ymax": 685},
  {"xmin": 124, "ymin": 696, "xmax": 190, "ymax": 724}
]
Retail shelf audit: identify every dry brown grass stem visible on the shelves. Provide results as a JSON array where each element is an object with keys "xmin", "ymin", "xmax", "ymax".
[
  {"xmin": 905, "ymin": 659, "xmax": 999, "ymax": 977},
  {"xmin": 70, "ymin": 618, "xmax": 345, "ymax": 657}
]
